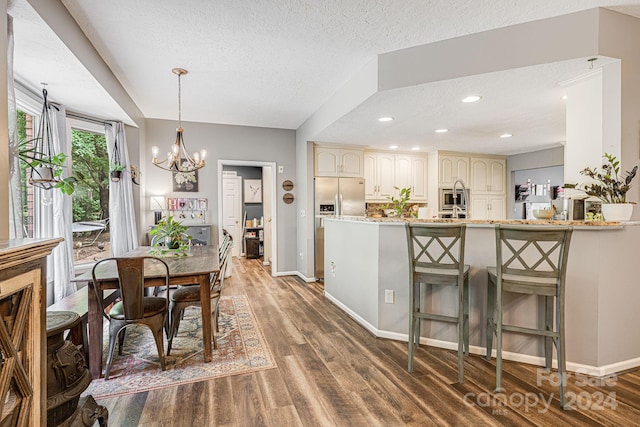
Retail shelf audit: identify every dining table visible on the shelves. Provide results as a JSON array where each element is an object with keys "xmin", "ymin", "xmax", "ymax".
[{"xmin": 75, "ymin": 245, "xmax": 219, "ymax": 378}]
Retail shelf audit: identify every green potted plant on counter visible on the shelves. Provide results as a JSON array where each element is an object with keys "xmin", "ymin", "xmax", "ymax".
[
  {"xmin": 383, "ymin": 187, "xmax": 416, "ymax": 218},
  {"xmin": 579, "ymin": 153, "xmax": 638, "ymax": 221}
]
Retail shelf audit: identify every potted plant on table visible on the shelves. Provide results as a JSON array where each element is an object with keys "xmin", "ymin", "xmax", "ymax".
[
  {"xmin": 149, "ymin": 215, "xmax": 191, "ymax": 256},
  {"xmin": 579, "ymin": 153, "xmax": 638, "ymax": 221}
]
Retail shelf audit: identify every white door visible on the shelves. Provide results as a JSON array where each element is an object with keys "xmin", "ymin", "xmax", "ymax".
[
  {"xmin": 222, "ymin": 176, "xmax": 243, "ymax": 257},
  {"xmin": 262, "ymin": 166, "xmax": 273, "ymax": 265}
]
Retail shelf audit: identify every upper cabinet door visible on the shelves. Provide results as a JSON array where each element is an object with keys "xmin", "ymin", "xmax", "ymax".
[
  {"xmin": 363, "ymin": 153, "xmax": 377, "ymax": 199},
  {"xmin": 315, "ymin": 147, "xmax": 364, "ymax": 177},
  {"xmin": 376, "ymin": 153, "xmax": 395, "ymax": 199},
  {"xmin": 394, "ymin": 155, "xmax": 412, "ymax": 193},
  {"xmin": 315, "ymin": 147, "xmax": 340, "ymax": 176},
  {"xmin": 410, "ymin": 155, "xmax": 428, "ymax": 201},
  {"xmin": 470, "ymin": 157, "xmax": 505, "ymax": 194},
  {"xmin": 439, "ymin": 156, "xmax": 469, "ymax": 188},
  {"xmin": 340, "ymin": 149, "xmax": 364, "ymax": 177}
]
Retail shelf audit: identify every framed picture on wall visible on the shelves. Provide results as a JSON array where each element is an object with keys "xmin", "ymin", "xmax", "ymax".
[
  {"xmin": 172, "ymin": 160, "xmax": 199, "ymax": 192},
  {"xmin": 244, "ymin": 179, "xmax": 262, "ymax": 203}
]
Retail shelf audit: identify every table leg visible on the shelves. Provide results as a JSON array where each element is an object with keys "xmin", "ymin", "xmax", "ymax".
[
  {"xmin": 199, "ymin": 274, "xmax": 213, "ymax": 362},
  {"xmin": 88, "ymin": 282, "xmax": 104, "ymax": 378}
]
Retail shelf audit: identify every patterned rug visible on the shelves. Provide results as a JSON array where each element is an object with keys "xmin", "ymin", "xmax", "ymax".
[{"xmin": 83, "ymin": 294, "xmax": 276, "ymax": 399}]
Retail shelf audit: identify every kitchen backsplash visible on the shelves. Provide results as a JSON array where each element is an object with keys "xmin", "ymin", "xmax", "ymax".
[{"xmin": 366, "ymin": 202, "xmax": 427, "ymax": 217}]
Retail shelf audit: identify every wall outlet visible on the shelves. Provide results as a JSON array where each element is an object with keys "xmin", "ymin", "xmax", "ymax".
[
  {"xmin": 385, "ymin": 290, "xmax": 395, "ymax": 304},
  {"xmin": 299, "ymin": 252, "xmax": 304, "ymax": 260}
]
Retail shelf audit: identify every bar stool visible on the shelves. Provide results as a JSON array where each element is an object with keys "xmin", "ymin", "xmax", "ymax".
[
  {"xmin": 486, "ymin": 225, "xmax": 573, "ymax": 407},
  {"xmin": 406, "ymin": 223, "xmax": 470, "ymax": 383}
]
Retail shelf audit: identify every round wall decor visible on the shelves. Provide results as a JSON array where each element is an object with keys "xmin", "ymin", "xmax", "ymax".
[
  {"xmin": 282, "ymin": 180, "xmax": 294, "ymax": 191},
  {"xmin": 283, "ymin": 193, "xmax": 294, "ymax": 204}
]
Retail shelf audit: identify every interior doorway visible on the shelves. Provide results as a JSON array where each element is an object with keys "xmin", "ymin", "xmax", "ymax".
[{"xmin": 218, "ymin": 160, "xmax": 278, "ymax": 276}]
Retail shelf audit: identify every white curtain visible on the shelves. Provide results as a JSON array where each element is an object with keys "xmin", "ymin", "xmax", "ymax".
[
  {"xmin": 34, "ymin": 103, "xmax": 76, "ymax": 302},
  {"xmin": 7, "ymin": 15, "xmax": 24, "ymax": 238},
  {"xmin": 106, "ymin": 122, "xmax": 138, "ymax": 256}
]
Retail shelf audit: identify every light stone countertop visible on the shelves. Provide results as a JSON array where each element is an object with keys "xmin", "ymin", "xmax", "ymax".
[{"xmin": 325, "ymin": 215, "xmax": 640, "ymax": 229}]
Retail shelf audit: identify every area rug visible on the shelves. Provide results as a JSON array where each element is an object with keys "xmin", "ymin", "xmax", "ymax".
[{"xmin": 83, "ymin": 294, "xmax": 276, "ymax": 399}]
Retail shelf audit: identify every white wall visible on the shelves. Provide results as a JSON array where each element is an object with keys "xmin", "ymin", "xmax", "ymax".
[{"xmin": 144, "ymin": 118, "xmax": 297, "ymax": 272}]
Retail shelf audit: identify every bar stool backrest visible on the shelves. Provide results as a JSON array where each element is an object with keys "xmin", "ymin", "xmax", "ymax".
[
  {"xmin": 496, "ymin": 225, "xmax": 573, "ymax": 283},
  {"xmin": 407, "ymin": 223, "xmax": 467, "ymax": 280}
]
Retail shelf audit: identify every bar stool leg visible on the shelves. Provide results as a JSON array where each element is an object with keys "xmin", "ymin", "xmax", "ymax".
[
  {"xmin": 457, "ymin": 281, "xmax": 464, "ymax": 383},
  {"xmin": 408, "ymin": 281, "xmax": 416, "ymax": 372},
  {"xmin": 463, "ymin": 277, "xmax": 470, "ymax": 356},
  {"xmin": 485, "ymin": 276, "xmax": 496, "ymax": 361},
  {"xmin": 495, "ymin": 284, "xmax": 503, "ymax": 393},
  {"xmin": 557, "ymin": 296, "xmax": 567, "ymax": 408},
  {"xmin": 544, "ymin": 296, "xmax": 553, "ymax": 370}
]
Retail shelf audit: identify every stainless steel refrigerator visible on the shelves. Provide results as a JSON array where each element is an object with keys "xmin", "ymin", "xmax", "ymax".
[{"xmin": 314, "ymin": 177, "xmax": 366, "ymax": 280}]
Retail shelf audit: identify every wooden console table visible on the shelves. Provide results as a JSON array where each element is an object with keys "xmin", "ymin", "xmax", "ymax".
[{"xmin": 0, "ymin": 238, "xmax": 62, "ymax": 427}]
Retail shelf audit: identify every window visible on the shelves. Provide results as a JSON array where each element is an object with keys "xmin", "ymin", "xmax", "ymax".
[
  {"xmin": 17, "ymin": 109, "xmax": 35, "ymax": 237},
  {"xmin": 70, "ymin": 122, "xmax": 111, "ymax": 265}
]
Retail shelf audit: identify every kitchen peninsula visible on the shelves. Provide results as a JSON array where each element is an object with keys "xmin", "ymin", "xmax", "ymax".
[{"xmin": 323, "ymin": 216, "xmax": 640, "ymax": 376}]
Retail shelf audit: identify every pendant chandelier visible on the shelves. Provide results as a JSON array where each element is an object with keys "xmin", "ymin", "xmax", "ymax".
[
  {"xmin": 29, "ymin": 86, "xmax": 62, "ymax": 190},
  {"xmin": 151, "ymin": 68, "xmax": 206, "ymax": 172}
]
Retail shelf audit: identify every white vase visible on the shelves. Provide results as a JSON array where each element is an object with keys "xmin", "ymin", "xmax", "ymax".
[{"xmin": 601, "ymin": 203, "xmax": 633, "ymax": 221}]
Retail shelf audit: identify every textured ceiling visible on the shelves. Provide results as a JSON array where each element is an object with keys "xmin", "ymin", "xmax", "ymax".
[{"xmin": 9, "ymin": 0, "xmax": 640, "ymax": 154}]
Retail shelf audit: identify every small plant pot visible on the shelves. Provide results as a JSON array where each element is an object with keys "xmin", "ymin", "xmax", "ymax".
[{"xmin": 110, "ymin": 170, "xmax": 122, "ymax": 182}]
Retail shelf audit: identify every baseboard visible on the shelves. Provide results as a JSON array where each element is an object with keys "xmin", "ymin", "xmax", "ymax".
[
  {"xmin": 324, "ymin": 292, "xmax": 379, "ymax": 336},
  {"xmin": 274, "ymin": 270, "xmax": 317, "ymax": 283},
  {"xmin": 354, "ymin": 320, "xmax": 640, "ymax": 377}
]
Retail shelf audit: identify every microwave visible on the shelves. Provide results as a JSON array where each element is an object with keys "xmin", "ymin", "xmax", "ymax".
[{"xmin": 440, "ymin": 188, "xmax": 470, "ymax": 211}]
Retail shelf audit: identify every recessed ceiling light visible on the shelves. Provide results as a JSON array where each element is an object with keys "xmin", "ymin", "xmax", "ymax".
[
  {"xmin": 411, "ymin": 146, "xmax": 421, "ymax": 151},
  {"xmin": 378, "ymin": 116, "xmax": 394, "ymax": 122},
  {"xmin": 561, "ymin": 95, "xmax": 568, "ymax": 100},
  {"xmin": 389, "ymin": 145, "xmax": 399, "ymax": 149},
  {"xmin": 461, "ymin": 95, "xmax": 482, "ymax": 103},
  {"xmin": 500, "ymin": 133, "xmax": 513, "ymax": 138},
  {"xmin": 435, "ymin": 128, "xmax": 448, "ymax": 133}
]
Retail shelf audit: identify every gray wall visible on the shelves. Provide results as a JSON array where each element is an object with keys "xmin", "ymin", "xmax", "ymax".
[
  {"xmin": 144, "ymin": 118, "xmax": 297, "ymax": 272},
  {"xmin": 507, "ymin": 146, "xmax": 564, "ymax": 218}
]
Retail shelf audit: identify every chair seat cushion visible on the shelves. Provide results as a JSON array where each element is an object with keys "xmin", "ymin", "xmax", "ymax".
[
  {"xmin": 414, "ymin": 264, "xmax": 469, "ymax": 286},
  {"xmin": 172, "ymin": 285, "xmax": 221, "ymax": 303},
  {"xmin": 487, "ymin": 266, "xmax": 557, "ymax": 296},
  {"xmin": 109, "ymin": 297, "xmax": 167, "ymax": 319}
]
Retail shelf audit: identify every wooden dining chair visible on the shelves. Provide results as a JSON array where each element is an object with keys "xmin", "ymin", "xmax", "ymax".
[
  {"xmin": 91, "ymin": 256, "xmax": 170, "ymax": 379},
  {"xmin": 406, "ymin": 222, "xmax": 470, "ymax": 383},
  {"xmin": 167, "ymin": 234, "xmax": 233, "ymax": 354},
  {"xmin": 486, "ymin": 225, "xmax": 573, "ymax": 407}
]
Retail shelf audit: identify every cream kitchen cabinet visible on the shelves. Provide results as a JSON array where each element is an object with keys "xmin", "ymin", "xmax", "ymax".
[
  {"xmin": 365, "ymin": 152, "xmax": 428, "ymax": 202},
  {"xmin": 315, "ymin": 146, "xmax": 364, "ymax": 177},
  {"xmin": 364, "ymin": 152, "xmax": 395, "ymax": 201},
  {"xmin": 470, "ymin": 157, "xmax": 506, "ymax": 194},
  {"xmin": 470, "ymin": 195, "xmax": 506, "ymax": 220},
  {"xmin": 439, "ymin": 155, "xmax": 470, "ymax": 188}
]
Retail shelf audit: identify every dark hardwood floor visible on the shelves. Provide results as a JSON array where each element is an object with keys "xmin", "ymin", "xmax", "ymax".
[{"xmin": 97, "ymin": 257, "xmax": 640, "ymax": 426}]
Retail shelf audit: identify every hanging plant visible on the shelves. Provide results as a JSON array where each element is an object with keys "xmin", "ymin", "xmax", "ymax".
[
  {"xmin": 110, "ymin": 162, "xmax": 125, "ymax": 182},
  {"xmin": 19, "ymin": 87, "xmax": 80, "ymax": 195}
]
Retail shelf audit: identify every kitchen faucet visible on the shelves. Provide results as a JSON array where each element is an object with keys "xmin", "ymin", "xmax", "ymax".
[{"xmin": 452, "ymin": 179, "xmax": 468, "ymax": 219}]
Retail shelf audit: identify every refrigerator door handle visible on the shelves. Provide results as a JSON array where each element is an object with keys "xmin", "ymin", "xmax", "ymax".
[
  {"xmin": 335, "ymin": 194, "xmax": 339, "ymax": 215},
  {"xmin": 339, "ymin": 194, "xmax": 343, "ymax": 215}
]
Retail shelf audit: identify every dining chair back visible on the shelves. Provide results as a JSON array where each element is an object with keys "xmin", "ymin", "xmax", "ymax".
[
  {"xmin": 167, "ymin": 234, "xmax": 233, "ymax": 354},
  {"xmin": 91, "ymin": 256, "xmax": 170, "ymax": 379},
  {"xmin": 406, "ymin": 222, "xmax": 470, "ymax": 382},
  {"xmin": 486, "ymin": 225, "xmax": 573, "ymax": 407}
]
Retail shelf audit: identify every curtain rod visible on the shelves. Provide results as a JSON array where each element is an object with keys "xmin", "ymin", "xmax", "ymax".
[{"xmin": 66, "ymin": 111, "xmax": 112, "ymax": 126}]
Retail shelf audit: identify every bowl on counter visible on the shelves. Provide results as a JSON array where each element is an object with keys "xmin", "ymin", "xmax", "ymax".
[
  {"xmin": 383, "ymin": 209, "xmax": 398, "ymax": 217},
  {"xmin": 532, "ymin": 208, "xmax": 555, "ymax": 219}
]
